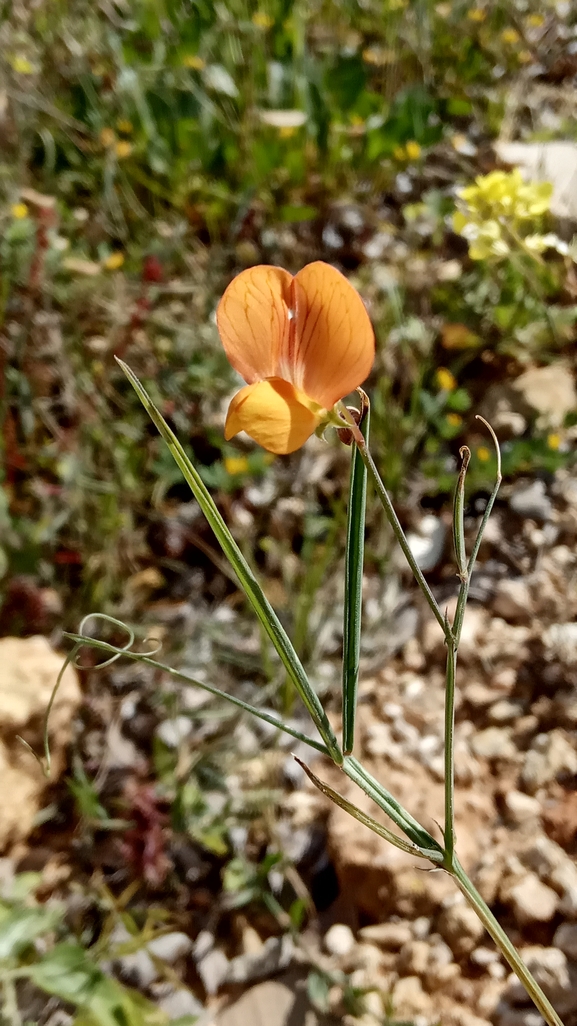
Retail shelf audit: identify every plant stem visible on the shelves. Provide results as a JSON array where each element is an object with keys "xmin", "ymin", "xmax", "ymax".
[
  {"xmin": 452, "ymin": 857, "xmax": 565, "ymax": 1026},
  {"xmin": 339, "ymin": 406, "xmax": 448, "ymax": 638},
  {"xmin": 443, "ymin": 636, "xmax": 458, "ymax": 864}
]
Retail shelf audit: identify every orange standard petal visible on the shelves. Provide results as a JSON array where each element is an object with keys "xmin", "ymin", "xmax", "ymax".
[
  {"xmin": 216, "ymin": 265, "xmax": 292, "ymax": 384},
  {"xmin": 224, "ymin": 379, "xmax": 323, "ymax": 455},
  {"xmin": 288, "ymin": 262, "xmax": 375, "ymax": 409}
]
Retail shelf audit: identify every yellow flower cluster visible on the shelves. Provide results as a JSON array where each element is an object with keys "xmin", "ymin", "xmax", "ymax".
[{"xmin": 453, "ymin": 169, "xmax": 554, "ymax": 261}]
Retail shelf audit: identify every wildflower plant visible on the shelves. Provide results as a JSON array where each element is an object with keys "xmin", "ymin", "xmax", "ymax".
[
  {"xmin": 453, "ymin": 168, "xmax": 566, "ymax": 261},
  {"xmin": 54, "ymin": 263, "xmax": 565, "ymax": 1026}
]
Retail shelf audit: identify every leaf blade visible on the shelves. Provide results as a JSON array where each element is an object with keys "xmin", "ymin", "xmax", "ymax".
[
  {"xmin": 342, "ymin": 398, "xmax": 369, "ymax": 754},
  {"xmin": 116, "ymin": 360, "xmax": 342, "ymax": 764}
]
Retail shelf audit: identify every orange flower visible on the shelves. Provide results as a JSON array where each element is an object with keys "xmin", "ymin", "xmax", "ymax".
[{"xmin": 217, "ymin": 262, "xmax": 374, "ymax": 454}]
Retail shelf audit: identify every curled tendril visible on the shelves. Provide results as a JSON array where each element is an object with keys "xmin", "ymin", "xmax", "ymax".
[
  {"xmin": 19, "ymin": 613, "xmax": 163, "ymax": 777},
  {"xmin": 74, "ymin": 613, "xmax": 135, "ymax": 668}
]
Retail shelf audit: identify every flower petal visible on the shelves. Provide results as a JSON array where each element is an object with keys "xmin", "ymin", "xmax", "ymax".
[
  {"xmin": 216, "ymin": 265, "xmax": 292, "ymax": 384},
  {"xmin": 224, "ymin": 378, "xmax": 322, "ymax": 455},
  {"xmin": 289, "ymin": 261, "xmax": 374, "ymax": 408}
]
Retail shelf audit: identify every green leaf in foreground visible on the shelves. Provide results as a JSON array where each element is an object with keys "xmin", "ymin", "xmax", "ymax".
[
  {"xmin": 28, "ymin": 944, "xmax": 166, "ymax": 1026},
  {"xmin": 117, "ymin": 359, "xmax": 342, "ymax": 765},
  {"xmin": 0, "ymin": 906, "xmax": 62, "ymax": 961},
  {"xmin": 342, "ymin": 396, "xmax": 369, "ymax": 755}
]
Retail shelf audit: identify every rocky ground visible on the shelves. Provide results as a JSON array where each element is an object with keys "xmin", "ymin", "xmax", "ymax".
[{"xmin": 4, "ymin": 445, "xmax": 577, "ymax": 1026}]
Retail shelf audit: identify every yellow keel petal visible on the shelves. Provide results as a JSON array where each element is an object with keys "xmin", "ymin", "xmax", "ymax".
[{"xmin": 225, "ymin": 379, "xmax": 322, "ymax": 455}]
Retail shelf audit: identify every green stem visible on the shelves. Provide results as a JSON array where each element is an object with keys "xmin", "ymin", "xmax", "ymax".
[
  {"xmin": 443, "ymin": 636, "xmax": 457, "ymax": 864},
  {"xmin": 339, "ymin": 407, "xmax": 448, "ymax": 639},
  {"xmin": 452, "ymin": 857, "xmax": 565, "ymax": 1026}
]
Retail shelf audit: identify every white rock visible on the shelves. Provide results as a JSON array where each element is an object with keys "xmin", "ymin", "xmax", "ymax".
[
  {"xmin": 324, "ymin": 923, "xmax": 355, "ymax": 957},
  {"xmin": 489, "ymin": 700, "xmax": 524, "ymax": 724},
  {"xmin": 397, "ymin": 940, "xmax": 430, "ymax": 976},
  {"xmin": 554, "ymin": 922, "xmax": 577, "ymax": 961},
  {"xmin": 406, "ymin": 515, "xmax": 447, "ymax": 572},
  {"xmin": 495, "ymin": 141, "xmax": 577, "ymax": 219},
  {"xmin": 425, "ymin": 936, "xmax": 458, "ymax": 990},
  {"xmin": 543, "ymin": 622, "xmax": 577, "ymax": 665},
  {"xmin": 512, "ymin": 363, "xmax": 577, "ymax": 430},
  {"xmin": 493, "ymin": 579, "xmax": 533, "ymax": 622},
  {"xmin": 552, "ymin": 860, "xmax": 577, "ymax": 917},
  {"xmin": 156, "ymin": 716, "xmax": 193, "ymax": 747},
  {"xmin": 147, "ymin": 931, "xmax": 192, "ymax": 963},
  {"xmin": 505, "ymin": 946, "xmax": 571, "ymax": 1005},
  {"xmin": 510, "ymin": 479, "xmax": 552, "ymax": 522},
  {"xmin": 521, "ymin": 730, "xmax": 577, "ymax": 793},
  {"xmin": 106, "ymin": 924, "xmax": 157, "ymax": 988},
  {"xmin": 225, "ymin": 936, "xmax": 293, "ymax": 984},
  {"xmin": 471, "ymin": 946, "xmax": 500, "ymax": 967},
  {"xmin": 503, "ymin": 790, "xmax": 540, "ymax": 826},
  {"xmin": 358, "ymin": 922, "xmax": 412, "ymax": 949},
  {"xmin": 154, "ymin": 983, "xmax": 204, "ymax": 1019},
  {"xmin": 197, "ymin": 947, "xmax": 229, "ymax": 995},
  {"xmin": 470, "ymin": 727, "xmax": 517, "ymax": 761},
  {"xmin": 392, "ymin": 975, "xmax": 433, "ymax": 1016},
  {"xmin": 521, "ymin": 835, "xmax": 567, "ymax": 878},
  {"xmin": 509, "ymin": 873, "xmax": 558, "ymax": 925},
  {"xmin": 0, "ymin": 637, "xmax": 81, "ymax": 850},
  {"xmin": 437, "ymin": 902, "xmax": 485, "ymax": 956}
]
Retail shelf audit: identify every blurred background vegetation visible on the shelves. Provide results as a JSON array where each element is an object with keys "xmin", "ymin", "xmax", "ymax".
[
  {"xmin": 1, "ymin": 0, "xmax": 575, "ymax": 624},
  {"xmin": 1, "ymin": 2, "xmax": 577, "ymax": 1023}
]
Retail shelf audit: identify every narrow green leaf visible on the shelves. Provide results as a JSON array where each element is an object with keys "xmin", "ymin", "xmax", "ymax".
[
  {"xmin": 295, "ymin": 758, "xmax": 428, "ymax": 859},
  {"xmin": 64, "ymin": 634, "xmax": 330, "ymax": 757},
  {"xmin": 116, "ymin": 360, "xmax": 342, "ymax": 764},
  {"xmin": 342, "ymin": 398, "xmax": 369, "ymax": 754},
  {"xmin": 342, "ymin": 756, "xmax": 444, "ymax": 861}
]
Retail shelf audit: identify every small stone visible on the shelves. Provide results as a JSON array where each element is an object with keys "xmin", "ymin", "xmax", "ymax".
[
  {"xmin": 392, "ymin": 975, "xmax": 433, "ymax": 1017},
  {"xmin": 147, "ymin": 931, "xmax": 192, "ymax": 963},
  {"xmin": 554, "ymin": 922, "xmax": 577, "ymax": 961},
  {"xmin": 155, "ymin": 986, "xmax": 204, "ymax": 1019},
  {"xmin": 406, "ymin": 515, "xmax": 447, "ymax": 572},
  {"xmin": 225, "ymin": 935, "xmax": 293, "ymax": 985},
  {"xmin": 456, "ymin": 607, "xmax": 490, "ymax": 664},
  {"xmin": 197, "ymin": 947, "xmax": 229, "ymax": 995},
  {"xmin": 512, "ymin": 361, "xmax": 577, "ymax": 429},
  {"xmin": 437, "ymin": 902, "xmax": 485, "ymax": 957},
  {"xmin": 510, "ymin": 479, "xmax": 552, "ymax": 522},
  {"xmin": 470, "ymin": 727, "xmax": 517, "ymax": 761},
  {"xmin": 489, "ymin": 700, "xmax": 524, "ymax": 724},
  {"xmin": 521, "ymin": 834, "xmax": 567, "ymax": 879},
  {"xmin": 425, "ymin": 936, "xmax": 458, "ymax": 990},
  {"xmin": 0, "ymin": 637, "xmax": 82, "ymax": 850},
  {"xmin": 553, "ymin": 860, "xmax": 577, "ymax": 917},
  {"xmin": 521, "ymin": 730, "xmax": 577, "ymax": 793},
  {"xmin": 471, "ymin": 947, "xmax": 500, "ymax": 968},
  {"xmin": 543, "ymin": 622, "xmax": 577, "ymax": 666},
  {"xmin": 156, "ymin": 716, "xmax": 192, "ymax": 747},
  {"xmin": 508, "ymin": 873, "xmax": 558, "ymax": 925},
  {"xmin": 397, "ymin": 940, "xmax": 430, "ymax": 976},
  {"xmin": 505, "ymin": 946, "xmax": 571, "ymax": 1003},
  {"xmin": 193, "ymin": 929, "xmax": 214, "ymax": 961},
  {"xmin": 492, "ymin": 579, "xmax": 533, "ymax": 622},
  {"xmin": 412, "ymin": 917, "xmax": 431, "ymax": 940},
  {"xmin": 502, "ymin": 790, "xmax": 540, "ymax": 826},
  {"xmin": 358, "ymin": 922, "xmax": 412, "ymax": 949},
  {"xmin": 324, "ymin": 923, "xmax": 355, "ymax": 957},
  {"xmin": 103, "ymin": 924, "xmax": 158, "ymax": 989}
]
